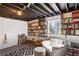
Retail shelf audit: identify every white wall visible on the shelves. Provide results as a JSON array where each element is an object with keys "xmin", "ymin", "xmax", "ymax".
[
  {"xmin": 0, "ymin": 17, "xmax": 28, "ymax": 49},
  {"xmin": 46, "ymin": 15, "xmax": 79, "ymax": 43}
]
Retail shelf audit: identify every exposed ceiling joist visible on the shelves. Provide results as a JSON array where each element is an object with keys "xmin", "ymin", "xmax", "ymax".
[
  {"xmin": 17, "ymin": 4, "xmax": 42, "ymax": 19},
  {"xmin": 2, "ymin": 4, "xmax": 42, "ymax": 20},
  {"xmin": 67, "ymin": 3, "xmax": 70, "ymax": 12},
  {"xmin": 0, "ymin": 8, "xmax": 28, "ymax": 21},
  {"xmin": 30, "ymin": 8, "xmax": 46, "ymax": 16},
  {"xmin": 3, "ymin": 4, "xmax": 32, "ymax": 18},
  {"xmin": 34, "ymin": 3, "xmax": 54, "ymax": 16},
  {"xmin": 7, "ymin": 3, "xmax": 23, "ymax": 10},
  {"xmin": 65, "ymin": 3, "xmax": 68, "ymax": 12},
  {"xmin": 39, "ymin": 3, "xmax": 56, "ymax": 15},
  {"xmin": 32, "ymin": 4, "xmax": 51, "ymax": 16},
  {"xmin": 19, "ymin": 3, "xmax": 26, "ymax": 10},
  {"xmin": 55, "ymin": 3, "xmax": 61, "ymax": 14},
  {"xmin": 75, "ymin": 3, "xmax": 77, "ymax": 10},
  {"xmin": 19, "ymin": 3, "xmax": 43, "ymax": 19},
  {"xmin": 23, "ymin": 5, "xmax": 26, "ymax": 10},
  {"xmin": 27, "ymin": 3, "xmax": 31, "ymax": 7},
  {"xmin": 45, "ymin": 3, "xmax": 57, "ymax": 15},
  {"xmin": 19, "ymin": 3, "xmax": 45, "ymax": 17},
  {"xmin": 1, "ymin": 4, "xmax": 20, "ymax": 15},
  {"xmin": 30, "ymin": 5, "xmax": 47, "ymax": 17},
  {"xmin": 0, "ymin": 7, "xmax": 17, "ymax": 16}
]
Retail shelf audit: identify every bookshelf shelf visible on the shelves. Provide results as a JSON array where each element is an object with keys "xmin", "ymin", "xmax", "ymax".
[
  {"xmin": 28, "ymin": 18, "xmax": 47, "ymax": 37},
  {"xmin": 61, "ymin": 10, "xmax": 79, "ymax": 36}
]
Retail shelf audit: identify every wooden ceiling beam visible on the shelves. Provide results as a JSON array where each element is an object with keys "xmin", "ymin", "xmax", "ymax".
[
  {"xmin": 40, "ymin": 3, "xmax": 56, "ymax": 15},
  {"xmin": 55, "ymin": 3, "xmax": 61, "ymax": 14},
  {"xmin": 65, "ymin": 3, "xmax": 68, "ymax": 12},
  {"xmin": 75, "ymin": 3, "xmax": 77, "ymax": 10},
  {"xmin": 32, "ymin": 4, "xmax": 51, "ymax": 16},
  {"xmin": 20, "ymin": 3, "xmax": 45, "ymax": 17}
]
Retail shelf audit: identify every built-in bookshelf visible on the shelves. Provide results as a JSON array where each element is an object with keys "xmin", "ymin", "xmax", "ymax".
[
  {"xmin": 61, "ymin": 10, "xmax": 79, "ymax": 36},
  {"xmin": 72, "ymin": 10, "xmax": 79, "ymax": 35},
  {"xmin": 28, "ymin": 18, "xmax": 47, "ymax": 37}
]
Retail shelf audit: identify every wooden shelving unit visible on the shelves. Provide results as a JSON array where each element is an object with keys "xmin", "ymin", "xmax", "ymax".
[
  {"xmin": 72, "ymin": 10, "xmax": 79, "ymax": 35},
  {"xmin": 28, "ymin": 18, "xmax": 47, "ymax": 37},
  {"xmin": 61, "ymin": 10, "xmax": 79, "ymax": 36},
  {"xmin": 61, "ymin": 12, "xmax": 72, "ymax": 35}
]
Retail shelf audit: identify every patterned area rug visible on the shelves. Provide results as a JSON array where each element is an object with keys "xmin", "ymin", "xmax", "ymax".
[{"xmin": 0, "ymin": 43, "xmax": 35, "ymax": 56}]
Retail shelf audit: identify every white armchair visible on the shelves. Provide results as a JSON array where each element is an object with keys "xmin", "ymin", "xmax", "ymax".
[
  {"xmin": 42, "ymin": 38, "xmax": 67, "ymax": 56},
  {"xmin": 42, "ymin": 40, "xmax": 52, "ymax": 56}
]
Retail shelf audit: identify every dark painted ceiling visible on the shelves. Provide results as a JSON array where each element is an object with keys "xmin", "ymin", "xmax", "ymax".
[{"xmin": 0, "ymin": 3, "xmax": 79, "ymax": 21}]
